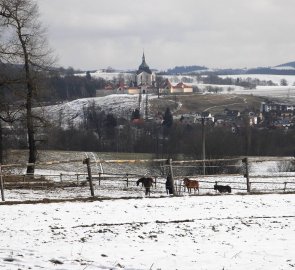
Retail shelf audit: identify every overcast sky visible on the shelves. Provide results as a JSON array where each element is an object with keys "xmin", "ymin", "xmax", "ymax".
[{"xmin": 38, "ymin": 0, "xmax": 295, "ymax": 71}]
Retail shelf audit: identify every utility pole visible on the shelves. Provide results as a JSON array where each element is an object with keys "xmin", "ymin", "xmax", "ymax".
[
  {"xmin": 145, "ymin": 94, "xmax": 148, "ymax": 120},
  {"xmin": 202, "ymin": 117, "xmax": 206, "ymax": 175},
  {"xmin": 138, "ymin": 90, "xmax": 142, "ymax": 110}
]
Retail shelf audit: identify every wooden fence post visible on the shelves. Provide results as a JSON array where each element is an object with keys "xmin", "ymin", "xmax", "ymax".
[
  {"xmin": 126, "ymin": 173, "xmax": 129, "ymax": 187},
  {"xmin": 242, "ymin": 157, "xmax": 250, "ymax": 192},
  {"xmin": 83, "ymin": 158, "xmax": 95, "ymax": 197},
  {"xmin": 284, "ymin": 182, "xmax": 287, "ymax": 192},
  {"xmin": 0, "ymin": 165, "xmax": 4, "ymax": 202},
  {"xmin": 99, "ymin": 172, "xmax": 101, "ymax": 186},
  {"xmin": 168, "ymin": 158, "xmax": 176, "ymax": 195}
]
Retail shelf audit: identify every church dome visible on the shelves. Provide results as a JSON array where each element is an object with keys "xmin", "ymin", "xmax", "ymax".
[{"xmin": 137, "ymin": 53, "xmax": 152, "ymax": 74}]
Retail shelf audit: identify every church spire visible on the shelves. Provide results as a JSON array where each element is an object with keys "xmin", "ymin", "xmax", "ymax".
[
  {"xmin": 142, "ymin": 51, "xmax": 146, "ymax": 65},
  {"xmin": 137, "ymin": 51, "xmax": 152, "ymax": 74}
]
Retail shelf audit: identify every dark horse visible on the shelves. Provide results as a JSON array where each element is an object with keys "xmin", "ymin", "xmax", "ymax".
[
  {"xmin": 166, "ymin": 174, "xmax": 173, "ymax": 195},
  {"xmin": 214, "ymin": 182, "xmax": 231, "ymax": 193},
  {"xmin": 137, "ymin": 177, "xmax": 154, "ymax": 196}
]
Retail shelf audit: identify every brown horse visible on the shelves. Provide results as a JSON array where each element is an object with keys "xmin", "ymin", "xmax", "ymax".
[
  {"xmin": 183, "ymin": 177, "xmax": 199, "ymax": 194},
  {"xmin": 137, "ymin": 177, "xmax": 154, "ymax": 196}
]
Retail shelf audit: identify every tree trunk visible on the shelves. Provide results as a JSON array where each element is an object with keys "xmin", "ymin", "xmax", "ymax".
[
  {"xmin": 23, "ymin": 47, "xmax": 36, "ymax": 175},
  {"xmin": 1, "ymin": 0, "xmax": 54, "ymax": 174},
  {"xmin": 26, "ymin": 92, "xmax": 36, "ymax": 174},
  {"xmin": 0, "ymin": 120, "xmax": 3, "ymax": 164}
]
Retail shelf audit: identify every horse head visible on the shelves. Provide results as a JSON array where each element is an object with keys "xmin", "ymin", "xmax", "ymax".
[
  {"xmin": 137, "ymin": 178, "xmax": 144, "ymax": 186},
  {"xmin": 183, "ymin": 177, "xmax": 189, "ymax": 185}
]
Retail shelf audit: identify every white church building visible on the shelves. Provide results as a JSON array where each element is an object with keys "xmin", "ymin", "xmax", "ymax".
[{"xmin": 127, "ymin": 53, "xmax": 156, "ymax": 94}]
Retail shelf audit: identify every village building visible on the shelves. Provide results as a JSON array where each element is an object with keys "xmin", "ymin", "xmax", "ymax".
[{"xmin": 159, "ymin": 79, "xmax": 193, "ymax": 94}]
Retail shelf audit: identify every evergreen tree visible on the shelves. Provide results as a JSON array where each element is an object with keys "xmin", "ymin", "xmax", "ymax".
[
  {"xmin": 163, "ymin": 107, "xmax": 173, "ymax": 128},
  {"xmin": 131, "ymin": 108, "xmax": 141, "ymax": 120}
]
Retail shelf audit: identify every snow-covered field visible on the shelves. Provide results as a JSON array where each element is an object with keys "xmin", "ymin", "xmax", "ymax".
[
  {"xmin": 5, "ymin": 76, "xmax": 295, "ymax": 269},
  {"xmin": 3, "ymin": 150, "xmax": 295, "ymax": 202},
  {"xmin": 1, "ymin": 194, "xmax": 295, "ymax": 270},
  {"xmin": 220, "ymin": 74, "xmax": 295, "ymax": 86},
  {"xmin": 2, "ymin": 150, "xmax": 295, "ymax": 269}
]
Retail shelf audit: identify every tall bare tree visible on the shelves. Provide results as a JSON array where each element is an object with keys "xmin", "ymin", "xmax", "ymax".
[{"xmin": 0, "ymin": 0, "xmax": 55, "ymax": 174}]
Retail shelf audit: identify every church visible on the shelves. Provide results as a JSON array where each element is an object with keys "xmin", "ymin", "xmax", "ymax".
[{"xmin": 127, "ymin": 53, "xmax": 156, "ymax": 94}]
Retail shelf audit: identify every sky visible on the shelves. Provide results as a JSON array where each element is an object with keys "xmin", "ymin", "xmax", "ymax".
[{"xmin": 38, "ymin": 0, "xmax": 295, "ymax": 71}]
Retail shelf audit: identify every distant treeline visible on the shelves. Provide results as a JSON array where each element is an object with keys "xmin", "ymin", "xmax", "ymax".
[
  {"xmin": 42, "ymin": 72, "xmax": 106, "ymax": 102},
  {"xmin": 246, "ymin": 68, "xmax": 295, "ymax": 75},
  {"xmin": 0, "ymin": 64, "xmax": 107, "ymax": 104},
  {"xmin": 162, "ymin": 65, "xmax": 208, "ymax": 75}
]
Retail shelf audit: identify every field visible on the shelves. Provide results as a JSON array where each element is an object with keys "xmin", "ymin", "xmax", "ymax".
[
  {"xmin": 1, "ymin": 153, "xmax": 295, "ymax": 269},
  {"xmin": 150, "ymin": 94, "xmax": 266, "ymax": 115},
  {"xmin": 1, "ymin": 194, "xmax": 295, "ymax": 270}
]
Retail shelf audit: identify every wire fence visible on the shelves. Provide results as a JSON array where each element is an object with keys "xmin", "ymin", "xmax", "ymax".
[{"xmin": 1, "ymin": 156, "xmax": 295, "ymax": 202}]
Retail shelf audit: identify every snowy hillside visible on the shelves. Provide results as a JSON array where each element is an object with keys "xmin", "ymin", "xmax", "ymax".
[
  {"xmin": 220, "ymin": 74, "xmax": 295, "ymax": 85},
  {"xmin": 36, "ymin": 72, "xmax": 295, "ymax": 129},
  {"xmin": 37, "ymin": 95, "xmax": 140, "ymax": 128}
]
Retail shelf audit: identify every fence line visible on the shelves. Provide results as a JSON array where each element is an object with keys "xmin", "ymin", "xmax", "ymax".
[{"xmin": 1, "ymin": 156, "xmax": 295, "ymax": 202}]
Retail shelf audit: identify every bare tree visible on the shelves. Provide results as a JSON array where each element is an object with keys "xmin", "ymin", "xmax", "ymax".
[{"xmin": 0, "ymin": 0, "xmax": 55, "ymax": 174}]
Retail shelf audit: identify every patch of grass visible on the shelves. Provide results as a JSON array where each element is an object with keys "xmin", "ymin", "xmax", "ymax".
[{"xmin": 150, "ymin": 94, "xmax": 265, "ymax": 115}]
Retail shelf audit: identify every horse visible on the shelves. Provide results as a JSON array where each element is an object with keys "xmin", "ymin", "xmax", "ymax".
[
  {"xmin": 183, "ymin": 177, "xmax": 199, "ymax": 194},
  {"xmin": 165, "ymin": 175, "xmax": 173, "ymax": 195},
  {"xmin": 214, "ymin": 182, "xmax": 231, "ymax": 193},
  {"xmin": 137, "ymin": 177, "xmax": 154, "ymax": 196}
]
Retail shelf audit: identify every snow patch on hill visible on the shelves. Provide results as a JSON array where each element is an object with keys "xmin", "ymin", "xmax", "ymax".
[{"xmin": 38, "ymin": 95, "xmax": 139, "ymax": 128}]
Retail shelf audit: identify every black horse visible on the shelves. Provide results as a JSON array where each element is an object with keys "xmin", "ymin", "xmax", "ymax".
[
  {"xmin": 137, "ymin": 177, "xmax": 154, "ymax": 196},
  {"xmin": 166, "ymin": 174, "xmax": 173, "ymax": 195},
  {"xmin": 214, "ymin": 182, "xmax": 231, "ymax": 193}
]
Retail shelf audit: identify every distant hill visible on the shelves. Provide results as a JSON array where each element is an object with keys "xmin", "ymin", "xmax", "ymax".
[
  {"xmin": 244, "ymin": 61, "xmax": 295, "ymax": 75},
  {"xmin": 162, "ymin": 62, "xmax": 295, "ymax": 76},
  {"xmin": 165, "ymin": 65, "xmax": 208, "ymax": 75},
  {"xmin": 246, "ymin": 67, "xmax": 295, "ymax": 75},
  {"xmin": 274, "ymin": 61, "xmax": 295, "ymax": 69}
]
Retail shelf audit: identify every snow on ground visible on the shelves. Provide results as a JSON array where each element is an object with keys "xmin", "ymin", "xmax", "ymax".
[
  {"xmin": 2, "ymin": 151, "xmax": 295, "ymax": 269},
  {"xmin": 232, "ymin": 85, "xmax": 295, "ymax": 101},
  {"xmin": 220, "ymin": 74, "xmax": 295, "ymax": 86},
  {"xmin": 36, "ymin": 95, "xmax": 139, "ymax": 128},
  {"xmin": 3, "ymin": 150, "xmax": 295, "ymax": 201},
  {"xmin": 33, "ymin": 72, "xmax": 295, "ymax": 128},
  {"xmin": 36, "ymin": 94, "xmax": 162, "ymax": 128},
  {"xmin": 1, "ymin": 194, "xmax": 295, "ymax": 270}
]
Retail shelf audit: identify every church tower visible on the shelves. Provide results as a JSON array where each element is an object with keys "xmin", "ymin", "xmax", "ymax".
[{"xmin": 135, "ymin": 52, "xmax": 155, "ymax": 86}]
